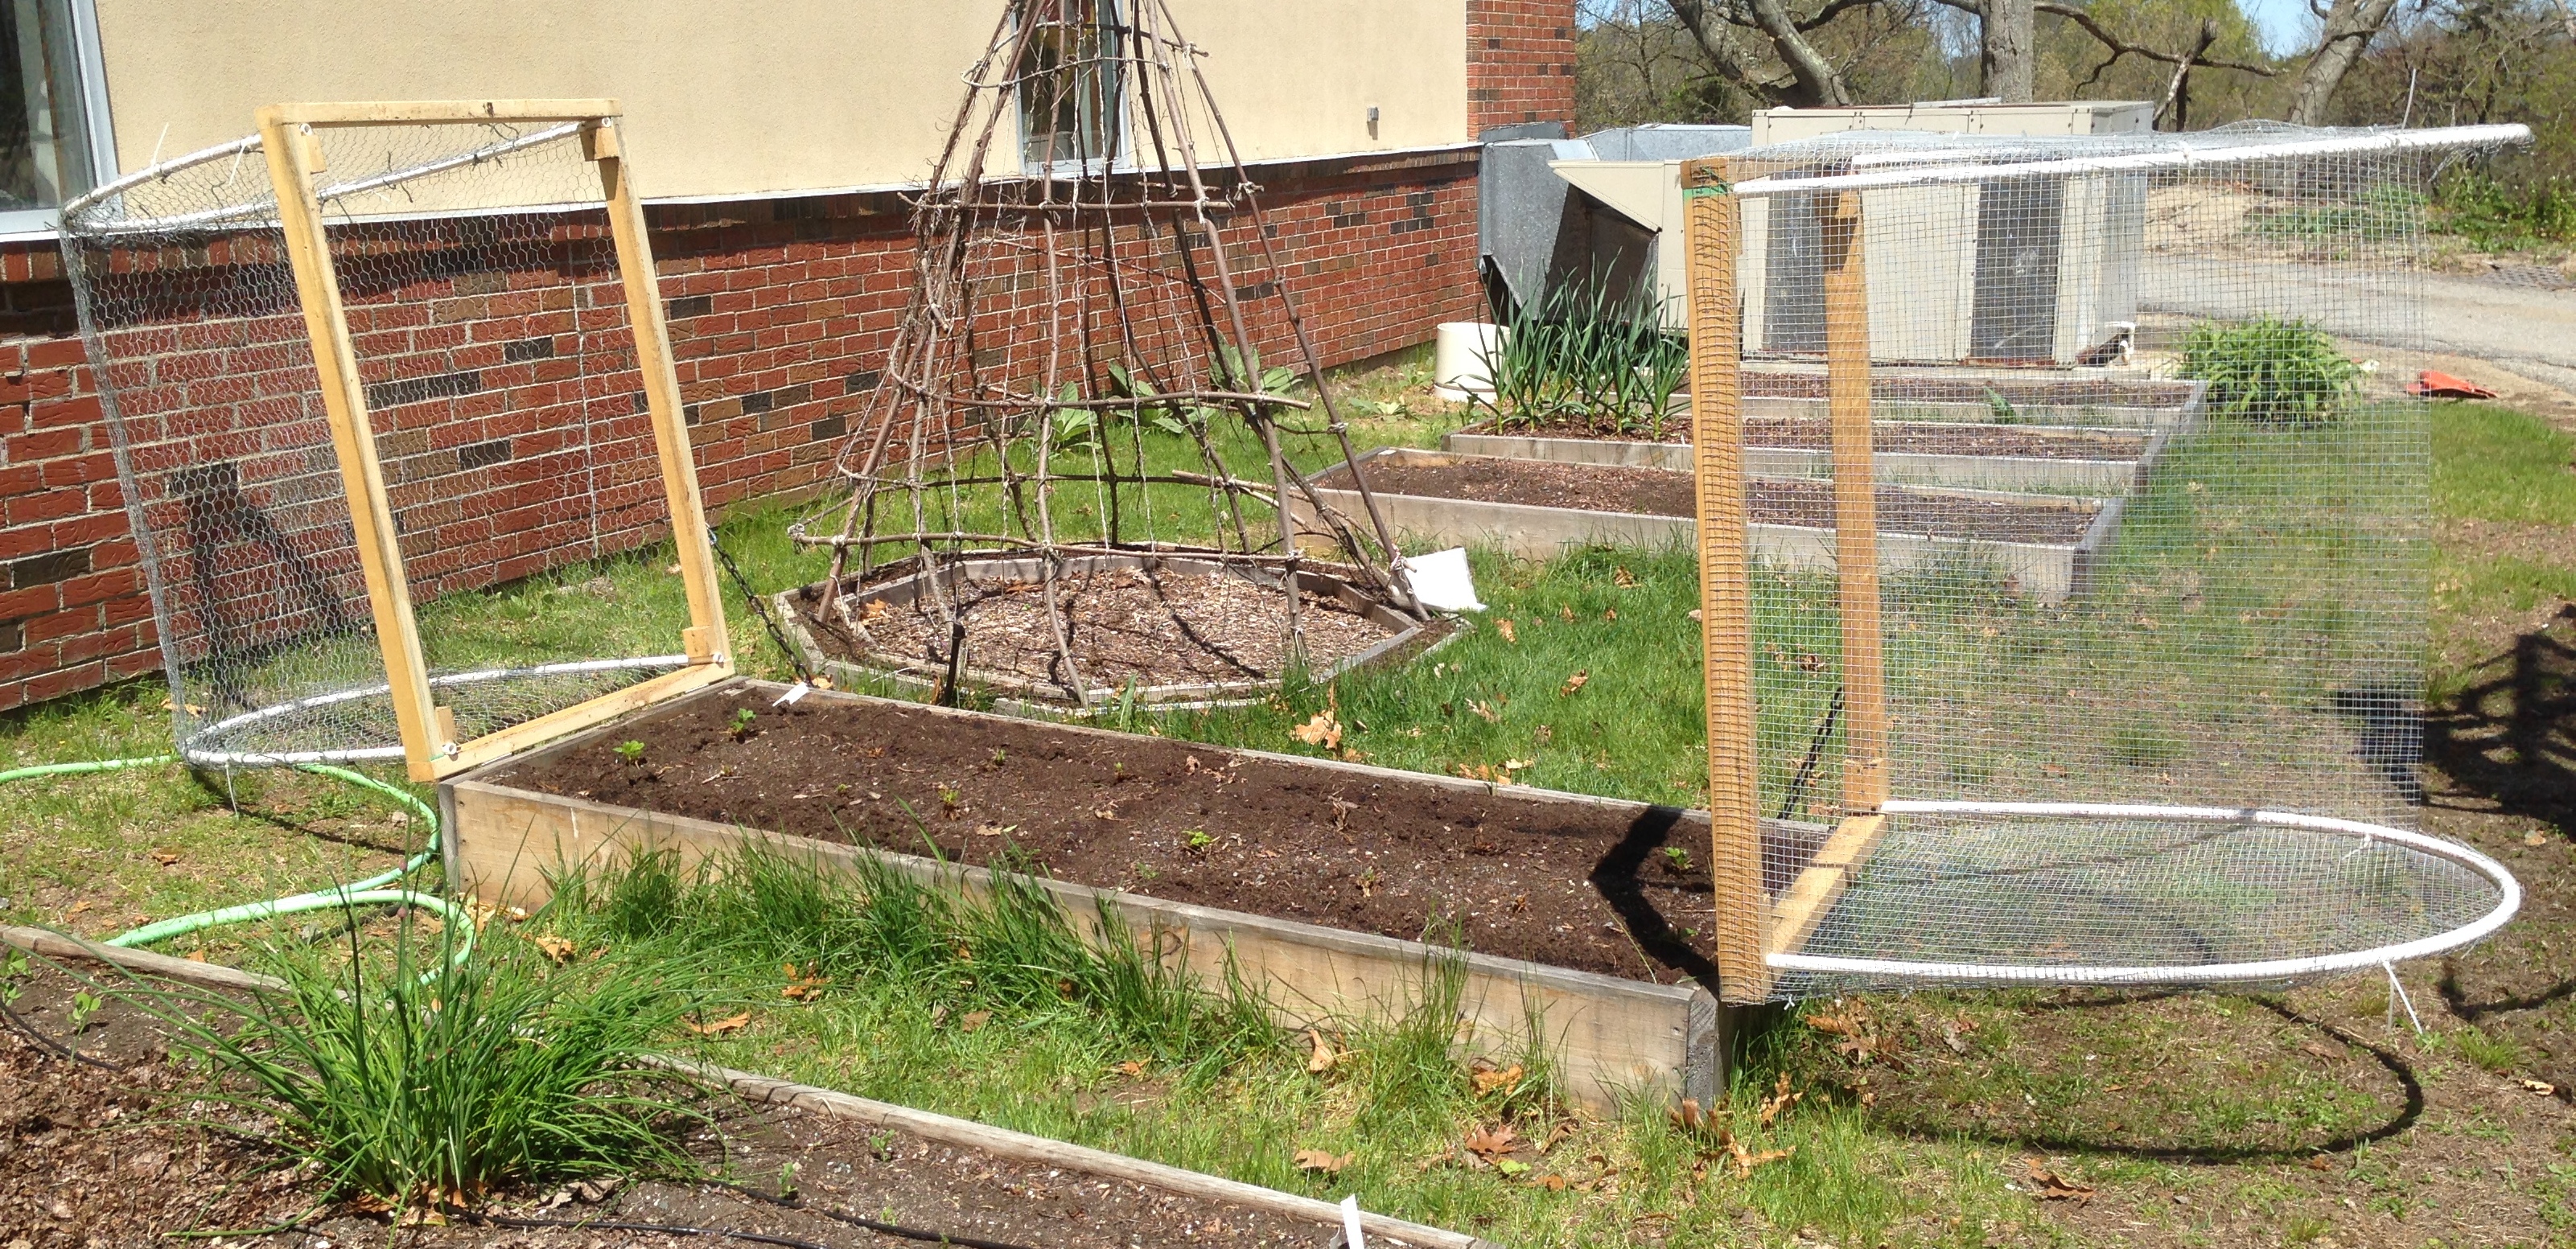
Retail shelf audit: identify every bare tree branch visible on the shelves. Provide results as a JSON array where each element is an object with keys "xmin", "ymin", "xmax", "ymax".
[
  {"xmin": 1668, "ymin": 0, "xmax": 1853, "ymax": 104},
  {"xmin": 1929, "ymin": 0, "xmax": 2280, "ymax": 76}
]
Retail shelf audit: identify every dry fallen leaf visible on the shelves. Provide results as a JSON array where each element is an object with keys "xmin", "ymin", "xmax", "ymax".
[
  {"xmin": 1757, "ymin": 1072, "xmax": 1804, "ymax": 1128},
  {"xmin": 2306, "ymin": 1154, "xmax": 2331, "ymax": 1171},
  {"xmin": 973, "ymin": 821, "xmax": 1017, "ymax": 837},
  {"xmin": 1613, "ymin": 566, "xmax": 1639, "ymax": 588},
  {"xmin": 1559, "ymin": 671, "xmax": 1590, "ymax": 697},
  {"xmin": 1471, "ymin": 1063, "xmax": 1525, "ymax": 1096},
  {"xmin": 685, "ymin": 1013, "xmax": 751, "ymax": 1037},
  {"xmin": 780, "ymin": 963, "xmax": 831, "ymax": 1000},
  {"xmin": 1559, "ymin": 605, "xmax": 1574, "ymax": 622},
  {"xmin": 1306, "ymin": 1027, "xmax": 1339, "ymax": 1074},
  {"xmin": 1293, "ymin": 1148, "xmax": 1352, "ymax": 1174},
  {"xmin": 1687, "ymin": 608, "xmax": 1703, "ymax": 622},
  {"xmin": 1531, "ymin": 1173, "xmax": 1566, "ymax": 1191},
  {"xmin": 1496, "ymin": 618, "xmax": 1517, "ymax": 643},
  {"xmin": 2023, "ymin": 1157, "xmax": 2095, "ymax": 1203},
  {"xmin": 1114, "ymin": 1059, "xmax": 1147, "ymax": 1077},
  {"xmin": 2526, "ymin": 830, "xmax": 2550, "ymax": 847},
  {"xmin": 1669, "ymin": 1097, "xmax": 1707, "ymax": 1133},
  {"xmin": 958, "ymin": 1009, "xmax": 992, "ymax": 1033},
  {"xmin": 2523, "ymin": 1078, "xmax": 2557, "ymax": 1095},
  {"xmin": 150, "ymin": 850, "xmax": 181, "ymax": 867},
  {"xmin": 1601, "ymin": 607, "xmax": 1616, "ymax": 622},
  {"xmin": 528, "ymin": 935, "xmax": 579, "ymax": 964},
  {"xmin": 1722, "ymin": 1128, "xmax": 1792, "ymax": 1177},
  {"xmin": 1468, "ymin": 700, "xmax": 1502, "ymax": 724},
  {"xmin": 1462, "ymin": 1123, "xmax": 1520, "ymax": 1160},
  {"xmin": 1290, "ymin": 710, "xmax": 1343, "ymax": 752}
]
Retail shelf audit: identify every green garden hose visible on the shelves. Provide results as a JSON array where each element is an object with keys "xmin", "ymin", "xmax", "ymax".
[{"xmin": 0, "ymin": 755, "xmax": 475, "ymax": 960}]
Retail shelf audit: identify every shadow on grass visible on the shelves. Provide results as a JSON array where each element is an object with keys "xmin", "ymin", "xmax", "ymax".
[
  {"xmin": 2425, "ymin": 602, "xmax": 2576, "ymax": 835},
  {"xmin": 1855, "ymin": 994, "xmax": 2424, "ymax": 1164}
]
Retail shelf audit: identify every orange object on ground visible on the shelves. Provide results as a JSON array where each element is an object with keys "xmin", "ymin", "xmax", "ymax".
[{"xmin": 2405, "ymin": 369, "xmax": 2499, "ymax": 399}]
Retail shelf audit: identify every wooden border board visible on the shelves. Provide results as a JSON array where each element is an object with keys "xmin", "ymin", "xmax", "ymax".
[
  {"xmin": 440, "ymin": 678, "xmax": 1734, "ymax": 1112},
  {"xmin": 253, "ymin": 101, "xmax": 732, "ymax": 781}
]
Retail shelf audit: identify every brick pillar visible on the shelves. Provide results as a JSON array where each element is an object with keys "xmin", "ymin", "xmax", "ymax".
[{"xmin": 1466, "ymin": 0, "xmax": 1578, "ymax": 136}]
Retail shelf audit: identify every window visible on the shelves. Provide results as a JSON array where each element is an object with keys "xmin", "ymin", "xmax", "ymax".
[
  {"xmin": 0, "ymin": 0, "xmax": 106, "ymax": 228},
  {"xmin": 1016, "ymin": 0, "xmax": 1121, "ymax": 173}
]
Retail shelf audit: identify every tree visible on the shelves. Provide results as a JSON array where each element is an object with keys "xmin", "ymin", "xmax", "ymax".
[
  {"xmin": 2288, "ymin": 0, "xmax": 2408, "ymax": 122},
  {"xmin": 1667, "ymin": 0, "xmax": 1859, "ymax": 104},
  {"xmin": 1979, "ymin": 0, "xmax": 2039, "ymax": 101}
]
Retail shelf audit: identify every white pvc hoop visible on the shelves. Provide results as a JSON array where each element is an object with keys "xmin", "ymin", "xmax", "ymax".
[
  {"xmin": 1728, "ymin": 123, "xmax": 2533, "ymax": 199},
  {"xmin": 176, "ymin": 653, "xmax": 690, "ymax": 767},
  {"xmin": 1766, "ymin": 799, "xmax": 2522, "ymax": 985}
]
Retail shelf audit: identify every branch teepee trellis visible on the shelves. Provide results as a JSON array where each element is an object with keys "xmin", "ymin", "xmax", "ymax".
[{"xmin": 791, "ymin": 0, "xmax": 1425, "ymax": 709}]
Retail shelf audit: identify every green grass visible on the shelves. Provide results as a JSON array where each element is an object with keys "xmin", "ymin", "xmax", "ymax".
[{"xmin": 2433, "ymin": 403, "xmax": 2576, "ymax": 527}]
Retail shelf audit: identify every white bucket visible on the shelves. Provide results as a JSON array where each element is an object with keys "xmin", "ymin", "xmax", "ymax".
[{"xmin": 1431, "ymin": 322, "xmax": 1503, "ymax": 403}]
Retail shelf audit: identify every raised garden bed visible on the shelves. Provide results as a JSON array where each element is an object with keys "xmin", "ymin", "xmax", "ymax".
[
  {"xmin": 440, "ymin": 680, "xmax": 1833, "ymax": 1110},
  {"xmin": 1445, "ymin": 416, "xmax": 2175, "ymax": 496},
  {"xmin": 776, "ymin": 552, "xmax": 1452, "ymax": 718},
  {"xmin": 1739, "ymin": 370, "xmax": 2208, "ymax": 428},
  {"xmin": 0, "ymin": 949, "xmax": 1488, "ymax": 1249},
  {"xmin": 1305, "ymin": 449, "xmax": 2123, "ymax": 602}
]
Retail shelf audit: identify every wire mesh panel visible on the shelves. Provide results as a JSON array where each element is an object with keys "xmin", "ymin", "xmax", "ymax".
[
  {"xmin": 65, "ymin": 108, "xmax": 724, "ymax": 774},
  {"xmin": 1688, "ymin": 124, "xmax": 2526, "ymax": 1000}
]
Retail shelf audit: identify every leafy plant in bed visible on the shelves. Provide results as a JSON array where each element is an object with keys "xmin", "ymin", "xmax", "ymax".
[{"xmin": 1475, "ymin": 277, "xmax": 1688, "ymax": 441}]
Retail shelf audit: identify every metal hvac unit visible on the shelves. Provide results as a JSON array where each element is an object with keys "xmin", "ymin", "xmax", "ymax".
[
  {"xmin": 1512, "ymin": 102, "xmax": 2154, "ymax": 364},
  {"xmin": 1738, "ymin": 161, "xmax": 2148, "ymax": 365}
]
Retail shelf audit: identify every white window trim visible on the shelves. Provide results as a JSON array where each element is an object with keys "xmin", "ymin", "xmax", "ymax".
[{"xmin": 0, "ymin": 0, "xmax": 116, "ymax": 236}]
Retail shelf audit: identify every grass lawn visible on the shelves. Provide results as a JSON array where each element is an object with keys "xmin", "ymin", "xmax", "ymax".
[{"xmin": 6, "ymin": 364, "xmax": 2576, "ymax": 1247}]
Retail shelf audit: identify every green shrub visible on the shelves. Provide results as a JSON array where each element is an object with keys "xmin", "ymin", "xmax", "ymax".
[
  {"xmin": 2178, "ymin": 317, "xmax": 2364, "ymax": 427},
  {"xmin": 2434, "ymin": 170, "xmax": 2576, "ymax": 252},
  {"xmin": 126, "ymin": 922, "xmax": 708, "ymax": 1212}
]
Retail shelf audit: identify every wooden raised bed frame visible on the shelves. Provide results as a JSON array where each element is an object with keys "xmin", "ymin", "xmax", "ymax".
[{"xmin": 440, "ymin": 678, "xmax": 1733, "ymax": 1112}]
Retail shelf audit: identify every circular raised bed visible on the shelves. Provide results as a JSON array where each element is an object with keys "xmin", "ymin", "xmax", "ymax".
[{"xmin": 779, "ymin": 552, "xmax": 1453, "ymax": 717}]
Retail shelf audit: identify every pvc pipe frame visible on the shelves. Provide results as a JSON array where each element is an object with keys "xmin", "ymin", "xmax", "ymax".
[
  {"xmin": 1726, "ymin": 123, "xmax": 2533, "ymax": 199},
  {"xmin": 1765, "ymin": 799, "xmax": 2522, "ymax": 984},
  {"xmin": 0, "ymin": 754, "xmax": 474, "ymax": 960}
]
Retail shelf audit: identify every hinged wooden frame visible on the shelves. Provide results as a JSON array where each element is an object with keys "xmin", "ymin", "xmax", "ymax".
[
  {"xmin": 254, "ymin": 100, "xmax": 732, "ymax": 782},
  {"xmin": 1682, "ymin": 158, "xmax": 1891, "ymax": 1003}
]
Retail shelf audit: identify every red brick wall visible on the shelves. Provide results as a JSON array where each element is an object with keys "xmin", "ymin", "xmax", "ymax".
[
  {"xmin": 1467, "ymin": 0, "xmax": 1578, "ymax": 134},
  {"xmin": 0, "ymin": 146, "xmax": 1479, "ymax": 714}
]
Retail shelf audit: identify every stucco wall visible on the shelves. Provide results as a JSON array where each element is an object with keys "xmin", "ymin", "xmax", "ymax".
[{"xmin": 88, "ymin": 1, "xmax": 1468, "ymax": 199}]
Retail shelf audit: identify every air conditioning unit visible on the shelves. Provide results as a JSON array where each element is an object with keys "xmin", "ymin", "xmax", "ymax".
[{"xmin": 1533, "ymin": 102, "xmax": 2152, "ymax": 366}]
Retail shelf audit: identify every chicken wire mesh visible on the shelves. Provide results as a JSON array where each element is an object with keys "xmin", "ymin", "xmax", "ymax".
[
  {"xmin": 785, "ymin": 0, "xmax": 1426, "ymax": 711},
  {"xmin": 64, "ymin": 119, "xmax": 697, "ymax": 767},
  {"xmin": 1699, "ymin": 122, "xmax": 2525, "ymax": 997}
]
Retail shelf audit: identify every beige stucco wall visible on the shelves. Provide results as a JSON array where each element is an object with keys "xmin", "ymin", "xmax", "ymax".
[{"xmin": 90, "ymin": 1, "xmax": 1467, "ymax": 201}]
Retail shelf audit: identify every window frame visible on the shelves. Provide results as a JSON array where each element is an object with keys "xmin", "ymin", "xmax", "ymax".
[
  {"xmin": 0, "ymin": 0, "xmax": 114, "ymax": 237},
  {"xmin": 1014, "ymin": 0, "xmax": 1127, "ymax": 179}
]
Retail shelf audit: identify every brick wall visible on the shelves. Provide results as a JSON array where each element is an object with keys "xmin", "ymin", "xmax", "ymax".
[
  {"xmin": 1467, "ymin": 0, "xmax": 1578, "ymax": 135},
  {"xmin": 0, "ymin": 145, "xmax": 1480, "ymax": 714}
]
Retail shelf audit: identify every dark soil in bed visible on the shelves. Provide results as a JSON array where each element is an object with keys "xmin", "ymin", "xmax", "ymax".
[
  {"xmin": 801, "ymin": 564, "xmax": 1397, "ymax": 694},
  {"xmin": 1344, "ymin": 456, "xmax": 2101, "ymax": 545},
  {"xmin": 0, "ymin": 968, "xmax": 1344, "ymax": 1247},
  {"xmin": 1480, "ymin": 416, "xmax": 2150, "ymax": 461},
  {"xmin": 492, "ymin": 686, "xmax": 1821, "ymax": 986}
]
